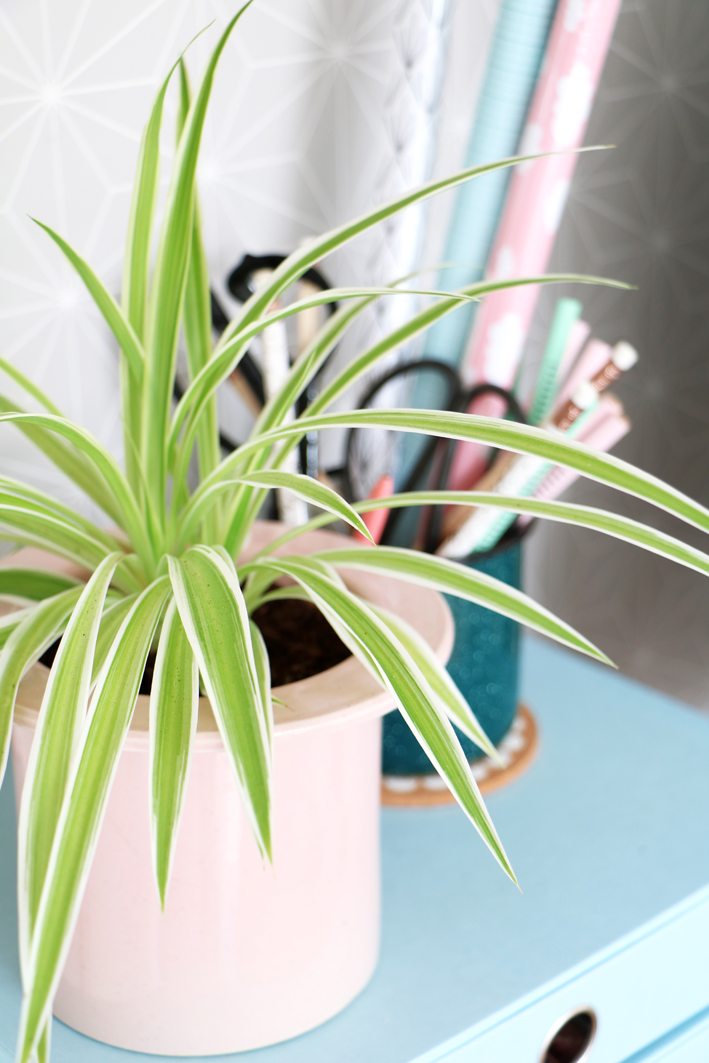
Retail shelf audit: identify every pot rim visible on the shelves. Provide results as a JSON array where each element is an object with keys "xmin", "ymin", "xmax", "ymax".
[{"xmin": 10, "ymin": 523, "xmax": 454, "ymax": 750}]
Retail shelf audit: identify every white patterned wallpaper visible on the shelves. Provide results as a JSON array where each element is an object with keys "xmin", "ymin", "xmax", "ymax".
[
  {"xmin": 1, "ymin": 1, "xmax": 707, "ymax": 704},
  {"xmin": 0, "ymin": 1, "xmax": 461, "ymax": 486}
]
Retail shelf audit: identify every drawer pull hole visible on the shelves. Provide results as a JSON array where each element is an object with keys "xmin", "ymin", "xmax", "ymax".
[{"xmin": 541, "ymin": 1009, "xmax": 597, "ymax": 1063}]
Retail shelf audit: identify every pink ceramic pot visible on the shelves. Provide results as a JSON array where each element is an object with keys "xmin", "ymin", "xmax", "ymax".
[{"xmin": 10, "ymin": 524, "xmax": 453, "ymax": 1056}]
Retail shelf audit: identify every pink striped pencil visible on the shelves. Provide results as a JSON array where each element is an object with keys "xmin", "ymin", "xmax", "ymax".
[
  {"xmin": 517, "ymin": 396, "xmax": 630, "ymax": 526},
  {"xmin": 555, "ymin": 337, "xmax": 612, "ymax": 406},
  {"xmin": 354, "ymin": 474, "xmax": 395, "ymax": 545}
]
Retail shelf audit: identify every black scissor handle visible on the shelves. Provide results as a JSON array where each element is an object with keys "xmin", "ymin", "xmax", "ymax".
[
  {"xmin": 422, "ymin": 382, "xmax": 528, "ymax": 554},
  {"xmin": 343, "ymin": 360, "xmax": 528, "ymax": 551},
  {"xmin": 226, "ymin": 252, "xmax": 338, "ymax": 478},
  {"xmin": 227, "ymin": 253, "xmax": 336, "ymax": 310},
  {"xmin": 457, "ymin": 382, "xmax": 526, "ymax": 421},
  {"xmin": 343, "ymin": 358, "xmax": 461, "ymax": 502},
  {"xmin": 174, "ymin": 252, "xmax": 338, "ymax": 469}
]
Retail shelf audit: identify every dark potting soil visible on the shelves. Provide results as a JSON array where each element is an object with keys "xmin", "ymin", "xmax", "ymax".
[
  {"xmin": 39, "ymin": 598, "xmax": 350, "ymax": 695},
  {"xmin": 251, "ymin": 598, "xmax": 350, "ymax": 686}
]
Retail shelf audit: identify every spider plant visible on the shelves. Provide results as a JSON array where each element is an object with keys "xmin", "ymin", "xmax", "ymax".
[{"xmin": 3, "ymin": 7, "xmax": 709, "ymax": 1061}]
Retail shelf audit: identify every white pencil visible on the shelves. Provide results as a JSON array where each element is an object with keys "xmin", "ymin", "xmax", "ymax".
[{"xmin": 255, "ymin": 270, "xmax": 308, "ymax": 526}]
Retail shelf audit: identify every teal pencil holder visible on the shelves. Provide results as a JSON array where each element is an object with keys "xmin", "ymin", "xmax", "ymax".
[{"xmin": 382, "ymin": 533, "xmax": 522, "ymax": 775}]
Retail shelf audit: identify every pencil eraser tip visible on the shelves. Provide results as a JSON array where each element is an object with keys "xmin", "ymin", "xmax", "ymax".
[
  {"xmin": 571, "ymin": 381, "xmax": 597, "ymax": 410},
  {"xmin": 612, "ymin": 341, "xmax": 638, "ymax": 371}
]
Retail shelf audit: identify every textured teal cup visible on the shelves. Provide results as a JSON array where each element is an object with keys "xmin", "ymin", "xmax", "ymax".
[{"xmin": 382, "ymin": 534, "xmax": 522, "ymax": 775}]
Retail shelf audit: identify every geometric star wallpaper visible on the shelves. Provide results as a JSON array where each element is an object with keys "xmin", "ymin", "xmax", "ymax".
[
  {"xmin": 1, "ymin": 0, "xmax": 707, "ymax": 704},
  {"xmin": 0, "ymin": 0, "xmax": 495, "ymax": 479}
]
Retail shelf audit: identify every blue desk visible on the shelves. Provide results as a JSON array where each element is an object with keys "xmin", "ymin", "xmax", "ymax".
[{"xmin": 2, "ymin": 637, "xmax": 709, "ymax": 1062}]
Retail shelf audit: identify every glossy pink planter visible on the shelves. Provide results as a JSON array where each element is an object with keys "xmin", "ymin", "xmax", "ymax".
[{"xmin": 10, "ymin": 525, "xmax": 453, "ymax": 1056}]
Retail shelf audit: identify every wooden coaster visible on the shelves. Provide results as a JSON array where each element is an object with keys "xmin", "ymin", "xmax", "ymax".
[{"xmin": 382, "ymin": 704, "xmax": 538, "ymax": 807}]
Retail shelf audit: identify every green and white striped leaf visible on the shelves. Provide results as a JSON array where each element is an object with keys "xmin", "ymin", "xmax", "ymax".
[
  {"xmin": 221, "ymin": 286, "xmax": 413, "ymax": 536},
  {"xmin": 168, "ymin": 546, "xmax": 271, "ymax": 858},
  {"xmin": 215, "ymin": 291, "xmax": 381, "ymax": 559},
  {"xmin": 0, "ymin": 413, "xmax": 152, "ymax": 565},
  {"xmin": 173, "ymin": 276, "xmax": 623, "ymax": 492},
  {"xmin": 32, "ymin": 219, "xmax": 144, "ymax": 384},
  {"xmin": 0, "ymin": 486, "xmax": 120, "ymax": 557},
  {"xmin": 0, "ymin": 359, "xmax": 63, "ymax": 417},
  {"xmin": 247, "ymin": 267, "xmax": 453, "ymax": 444},
  {"xmin": 176, "ymin": 60, "xmax": 222, "ymax": 502},
  {"xmin": 149, "ymin": 601, "xmax": 199, "ymax": 908},
  {"xmin": 218, "ymin": 274, "xmax": 630, "ymax": 549},
  {"xmin": 91, "ymin": 595, "xmax": 137, "ymax": 683},
  {"xmin": 0, "ymin": 606, "xmax": 34, "ymax": 649},
  {"xmin": 375, "ymin": 605, "xmax": 499, "ymax": 762},
  {"xmin": 16, "ymin": 555, "xmax": 121, "ymax": 979},
  {"xmin": 233, "ymin": 409, "xmax": 709, "ymax": 536},
  {"xmin": 0, "ymin": 396, "xmax": 120, "ymax": 523},
  {"xmin": 0, "ymin": 568, "xmax": 79, "ymax": 603},
  {"xmin": 15, "ymin": 578, "xmax": 169, "ymax": 1063},
  {"xmin": 121, "ymin": 57, "xmax": 178, "ymax": 489},
  {"xmin": 231, "ymin": 471, "xmax": 372, "ymax": 540},
  {"xmin": 142, "ymin": 4, "xmax": 253, "ymax": 514},
  {"xmin": 252, "ymin": 295, "xmax": 378, "ymax": 438},
  {"xmin": 0, "ymin": 588, "xmax": 81, "ymax": 787},
  {"xmin": 0, "ymin": 477, "xmax": 124, "ymax": 552},
  {"xmin": 248, "ymin": 586, "xmax": 310, "ymax": 611},
  {"xmin": 169, "ymin": 285, "xmax": 478, "ymax": 470},
  {"xmin": 308, "ymin": 276, "xmax": 628, "ymax": 421},
  {"xmin": 35, "ymin": 1026, "xmax": 51, "ymax": 1063},
  {"xmin": 215, "ymin": 147, "xmax": 608, "ymax": 357},
  {"xmin": 429, "ymin": 492, "xmax": 709, "ymax": 577},
  {"xmin": 0, "ymin": 414, "xmax": 135, "ymax": 515},
  {"xmin": 253, "ymin": 491, "xmax": 709, "ymax": 583},
  {"xmin": 249, "ymin": 621, "xmax": 273, "ymax": 748},
  {"xmin": 298, "ymin": 544, "xmax": 611, "ymax": 664},
  {"xmin": 0, "ymin": 506, "xmax": 127, "ymax": 588},
  {"xmin": 256, "ymin": 555, "xmax": 515, "ymax": 883},
  {"xmin": 123, "ymin": 60, "xmax": 181, "ymax": 342}
]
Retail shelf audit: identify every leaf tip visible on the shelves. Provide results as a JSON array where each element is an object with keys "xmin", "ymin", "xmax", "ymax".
[
  {"xmin": 158, "ymin": 880, "xmax": 168, "ymax": 912},
  {"xmin": 574, "ymin": 635, "xmax": 615, "ymax": 670},
  {"xmin": 153, "ymin": 834, "xmax": 173, "ymax": 911},
  {"xmin": 498, "ymin": 850, "xmax": 520, "ymax": 891},
  {"xmin": 258, "ymin": 805, "xmax": 274, "ymax": 864},
  {"xmin": 260, "ymin": 831, "xmax": 273, "ymax": 865},
  {"xmin": 357, "ymin": 520, "xmax": 375, "ymax": 544},
  {"xmin": 591, "ymin": 645, "xmax": 616, "ymax": 669},
  {"xmin": 486, "ymin": 744, "xmax": 504, "ymax": 769}
]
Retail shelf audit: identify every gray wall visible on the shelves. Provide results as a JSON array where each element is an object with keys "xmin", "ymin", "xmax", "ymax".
[{"xmin": 523, "ymin": 1, "xmax": 709, "ymax": 707}]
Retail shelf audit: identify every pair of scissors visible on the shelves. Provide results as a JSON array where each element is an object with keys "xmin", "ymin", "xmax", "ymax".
[
  {"xmin": 174, "ymin": 252, "xmax": 337, "ymax": 474},
  {"xmin": 343, "ymin": 358, "xmax": 526, "ymax": 554}
]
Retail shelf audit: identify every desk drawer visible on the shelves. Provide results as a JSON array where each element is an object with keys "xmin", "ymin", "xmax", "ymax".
[
  {"xmin": 625, "ymin": 1005, "xmax": 709, "ymax": 1061},
  {"xmin": 428, "ymin": 892, "xmax": 709, "ymax": 1063}
]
